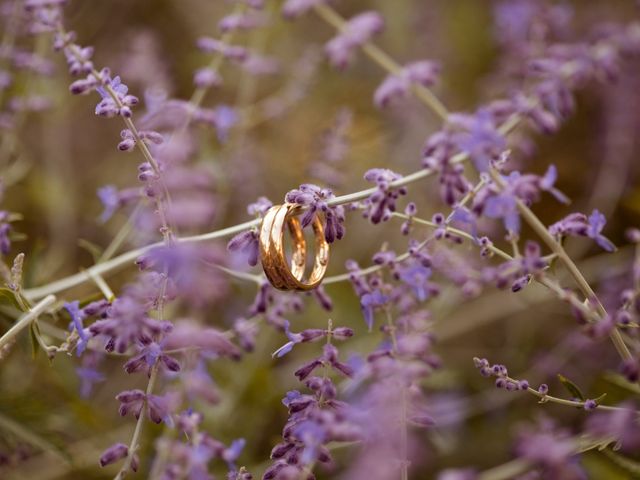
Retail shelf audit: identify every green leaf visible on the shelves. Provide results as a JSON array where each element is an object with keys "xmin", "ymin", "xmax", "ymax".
[
  {"xmin": 557, "ymin": 373, "xmax": 586, "ymax": 401},
  {"xmin": 29, "ymin": 322, "xmax": 40, "ymax": 359},
  {"xmin": 0, "ymin": 287, "xmax": 26, "ymax": 311},
  {"xmin": 593, "ymin": 392, "xmax": 607, "ymax": 405}
]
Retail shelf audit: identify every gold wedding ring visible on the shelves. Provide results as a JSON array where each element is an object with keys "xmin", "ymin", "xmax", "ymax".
[{"xmin": 259, "ymin": 203, "xmax": 329, "ymax": 291}]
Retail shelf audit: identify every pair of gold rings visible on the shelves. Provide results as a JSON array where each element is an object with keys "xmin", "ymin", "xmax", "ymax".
[{"xmin": 259, "ymin": 204, "xmax": 329, "ymax": 291}]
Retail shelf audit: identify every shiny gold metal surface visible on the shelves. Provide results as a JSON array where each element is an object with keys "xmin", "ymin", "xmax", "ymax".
[{"xmin": 259, "ymin": 203, "xmax": 329, "ymax": 291}]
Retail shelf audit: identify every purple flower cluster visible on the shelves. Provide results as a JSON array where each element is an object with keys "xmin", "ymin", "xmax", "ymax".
[
  {"xmin": 484, "ymin": 241, "xmax": 547, "ymax": 292},
  {"xmin": 273, "ymin": 320, "xmax": 353, "ymax": 358},
  {"xmin": 549, "ymin": 209, "xmax": 616, "ymax": 252},
  {"xmin": 324, "ymin": 12, "xmax": 384, "ymax": 69},
  {"xmin": 106, "ymin": 410, "xmax": 250, "ymax": 478},
  {"xmin": 116, "ymin": 388, "xmax": 176, "ymax": 425},
  {"xmin": 515, "ymin": 419, "xmax": 585, "ymax": 478},
  {"xmin": 0, "ymin": 210, "xmax": 14, "ymax": 256},
  {"xmin": 471, "ymin": 163, "xmax": 568, "ymax": 234},
  {"xmin": 196, "ymin": 36, "xmax": 248, "ymax": 61},
  {"xmin": 9, "ymin": 1, "xmax": 640, "ymax": 478},
  {"xmin": 422, "ymin": 130, "xmax": 472, "ymax": 206},
  {"xmin": 282, "ymin": 0, "xmax": 328, "ymax": 19},
  {"xmin": 374, "ymin": 60, "xmax": 440, "ymax": 108},
  {"xmin": 227, "ymin": 197, "xmax": 273, "ymax": 266},
  {"xmin": 473, "ymin": 357, "xmax": 531, "ymax": 392},
  {"xmin": 285, "ymin": 184, "xmax": 346, "ymax": 243},
  {"xmin": 360, "ymin": 168, "xmax": 407, "ymax": 224},
  {"xmin": 266, "ymin": 334, "xmax": 359, "ymax": 479},
  {"xmin": 219, "ymin": 11, "xmax": 267, "ymax": 33}
]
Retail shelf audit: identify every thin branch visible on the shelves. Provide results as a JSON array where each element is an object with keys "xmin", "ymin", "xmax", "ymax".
[
  {"xmin": 0, "ymin": 295, "xmax": 56, "ymax": 352},
  {"xmin": 114, "ymin": 364, "xmax": 159, "ymax": 480}
]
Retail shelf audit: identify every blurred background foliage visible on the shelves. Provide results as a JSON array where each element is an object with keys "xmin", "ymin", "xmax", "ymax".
[{"xmin": 1, "ymin": 0, "xmax": 640, "ymax": 478}]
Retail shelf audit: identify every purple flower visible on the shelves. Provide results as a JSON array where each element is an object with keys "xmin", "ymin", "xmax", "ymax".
[
  {"xmin": 273, "ymin": 321, "xmax": 352, "ymax": 358},
  {"xmin": 325, "ymin": 11, "xmax": 384, "ymax": 69},
  {"xmin": 196, "ymin": 37, "xmax": 248, "ymax": 60},
  {"xmin": 182, "ymin": 362, "xmax": 221, "ymax": 405},
  {"xmin": 123, "ymin": 338, "xmax": 180, "ymax": 376},
  {"xmin": 266, "ymin": 335, "xmax": 358, "ymax": 479},
  {"xmin": 398, "ymin": 264, "xmax": 437, "ymax": 302},
  {"xmin": 437, "ymin": 469, "xmax": 478, "ymax": 480},
  {"xmin": 272, "ymin": 320, "xmax": 305, "ymax": 358},
  {"xmin": 227, "ymin": 230, "xmax": 260, "ymax": 266},
  {"xmin": 162, "ymin": 323, "xmax": 241, "ymax": 360},
  {"xmin": 212, "ymin": 105, "xmax": 237, "ymax": 143},
  {"xmin": 239, "ymin": 54, "xmax": 281, "ymax": 76},
  {"xmin": 282, "ymin": 0, "xmax": 328, "ymax": 19},
  {"xmin": 99, "ymin": 443, "xmax": 130, "ymax": 468},
  {"xmin": 374, "ymin": 60, "xmax": 440, "ymax": 108},
  {"xmin": 233, "ymin": 317, "xmax": 259, "ymax": 352},
  {"xmin": 95, "ymin": 75, "xmax": 138, "ymax": 118},
  {"xmin": 586, "ymin": 209, "xmax": 616, "ymax": 252},
  {"xmin": 96, "ymin": 185, "xmax": 119, "ymax": 222},
  {"xmin": 549, "ymin": 209, "xmax": 616, "ymax": 252},
  {"xmin": 453, "ymin": 109, "xmax": 506, "ymax": 172},
  {"xmin": 538, "ymin": 164, "xmax": 570, "ymax": 203},
  {"xmin": 222, "ymin": 438, "xmax": 245, "ymax": 470},
  {"xmin": 64, "ymin": 300, "xmax": 90, "ymax": 355},
  {"xmin": 515, "ymin": 419, "xmax": 584, "ymax": 476},
  {"xmin": 449, "ymin": 206, "xmax": 479, "ymax": 241},
  {"xmin": 488, "ymin": 241, "xmax": 547, "ymax": 291},
  {"xmin": 192, "ymin": 105, "xmax": 239, "ymax": 142},
  {"xmin": 76, "ymin": 366, "xmax": 104, "ymax": 398},
  {"xmin": 474, "ymin": 164, "xmax": 568, "ymax": 234},
  {"xmin": 422, "ymin": 129, "xmax": 472, "ymax": 205},
  {"xmin": 483, "ymin": 191, "xmax": 520, "ymax": 233},
  {"xmin": 360, "ymin": 290, "xmax": 388, "ymax": 331},
  {"xmin": 97, "ymin": 185, "xmax": 139, "ymax": 222},
  {"xmin": 116, "ymin": 389, "xmax": 174, "ymax": 425},
  {"xmin": 0, "ymin": 212, "xmax": 12, "ymax": 255},
  {"xmin": 285, "ymin": 184, "xmax": 345, "ymax": 242},
  {"xmin": 585, "ymin": 403, "xmax": 640, "ymax": 452},
  {"xmin": 89, "ymin": 293, "xmax": 172, "ymax": 354},
  {"xmin": 193, "ymin": 67, "xmax": 222, "ymax": 89},
  {"xmin": 361, "ymin": 168, "xmax": 407, "ymax": 224},
  {"xmin": 137, "ymin": 245, "xmax": 230, "ymax": 306},
  {"xmin": 75, "ymin": 351, "xmax": 105, "ymax": 398},
  {"xmin": 294, "ymin": 420, "xmax": 326, "ymax": 465},
  {"xmin": 218, "ymin": 11, "xmax": 267, "ymax": 32},
  {"xmin": 247, "ymin": 196, "xmax": 273, "ymax": 216},
  {"xmin": 116, "ymin": 389, "xmax": 146, "ymax": 419},
  {"xmin": 62, "ymin": 44, "xmax": 95, "ymax": 76},
  {"xmin": 296, "ymin": 343, "xmax": 353, "ymax": 380},
  {"xmin": 146, "ymin": 393, "xmax": 175, "ymax": 425}
]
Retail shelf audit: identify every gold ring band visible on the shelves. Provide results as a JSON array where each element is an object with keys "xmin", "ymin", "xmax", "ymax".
[{"xmin": 259, "ymin": 203, "xmax": 329, "ymax": 291}]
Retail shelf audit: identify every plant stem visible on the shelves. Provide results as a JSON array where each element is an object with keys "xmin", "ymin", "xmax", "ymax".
[
  {"xmin": 312, "ymin": 3, "xmax": 449, "ymax": 121},
  {"xmin": 114, "ymin": 364, "xmax": 159, "ymax": 480},
  {"xmin": 0, "ymin": 295, "xmax": 56, "ymax": 352},
  {"xmin": 500, "ymin": 374, "xmax": 635, "ymax": 412},
  {"xmin": 312, "ymin": 1, "xmax": 632, "ymax": 364},
  {"xmin": 489, "ymin": 169, "xmax": 632, "ymax": 361}
]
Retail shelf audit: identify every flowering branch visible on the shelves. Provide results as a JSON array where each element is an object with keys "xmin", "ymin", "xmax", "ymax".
[
  {"xmin": 113, "ymin": 364, "xmax": 159, "ymax": 480},
  {"xmin": 311, "ymin": 2, "xmax": 449, "ymax": 121},
  {"xmin": 307, "ymin": 2, "xmax": 633, "ymax": 364},
  {"xmin": 489, "ymin": 170, "xmax": 633, "ymax": 361}
]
